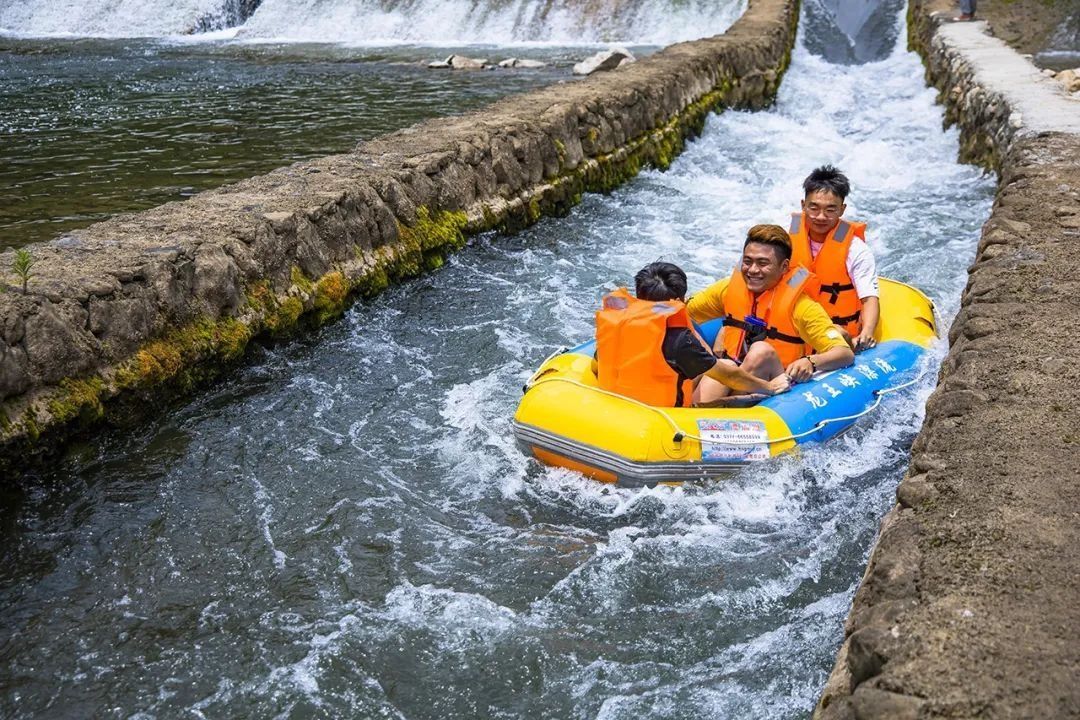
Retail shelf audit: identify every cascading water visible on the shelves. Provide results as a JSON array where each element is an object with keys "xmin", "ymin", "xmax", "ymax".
[
  {"xmin": 0, "ymin": 4, "xmax": 995, "ymax": 720},
  {"xmin": 235, "ymin": 0, "xmax": 747, "ymax": 45},
  {"xmin": 0, "ymin": 0, "xmax": 261, "ymax": 37},
  {"xmin": 0, "ymin": 0, "xmax": 745, "ymax": 43},
  {"xmin": 802, "ymin": 0, "xmax": 906, "ymax": 65}
]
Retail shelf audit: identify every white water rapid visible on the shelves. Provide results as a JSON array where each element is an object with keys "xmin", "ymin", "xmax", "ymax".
[
  {"xmin": 0, "ymin": 0, "xmax": 251, "ymax": 37},
  {"xmin": 0, "ymin": 0, "xmax": 747, "ymax": 44}
]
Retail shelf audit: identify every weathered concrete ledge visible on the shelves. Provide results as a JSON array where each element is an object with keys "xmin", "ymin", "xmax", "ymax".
[
  {"xmin": 0, "ymin": 0, "xmax": 799, "ymax": 474},
  {"xmin": 815, "ymin": 2, "xmax": 1080, "ymax": 718}
]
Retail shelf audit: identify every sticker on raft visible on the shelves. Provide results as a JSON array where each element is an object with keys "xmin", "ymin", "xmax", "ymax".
[{"xmin": 697, "ymin": 419, "xmax": 769, "ymax": 463}]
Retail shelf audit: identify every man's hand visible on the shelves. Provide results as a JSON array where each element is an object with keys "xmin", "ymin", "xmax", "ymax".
[
  {"xmin": 785, "ymin": 357, "xmax": 816, "ymax": 382},
  {"xmin": 767, "ymin": 373, "xmax": 791, "ymax": 395},
  {"xmin": 854, "ymin": 330, "xmax": 877, "ymax": 351},
  {"xmin": 855, "ymin": 297, "xmax": 880, "ymax": 351}
]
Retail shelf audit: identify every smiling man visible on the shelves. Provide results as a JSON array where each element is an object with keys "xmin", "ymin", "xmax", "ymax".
[{"xmin": 688, "ymin": 224, "xmax": 854, "ymax": 405}]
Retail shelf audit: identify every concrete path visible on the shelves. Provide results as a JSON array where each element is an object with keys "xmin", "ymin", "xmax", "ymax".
[{"xmin": 937, "ymin": 19, "xmax": 1080, "ymax": 135}]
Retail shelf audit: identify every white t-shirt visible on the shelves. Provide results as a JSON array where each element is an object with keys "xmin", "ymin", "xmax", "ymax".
[{"xmin": 809, "ymin": 236, "xmax": 879, "ymax": 299}]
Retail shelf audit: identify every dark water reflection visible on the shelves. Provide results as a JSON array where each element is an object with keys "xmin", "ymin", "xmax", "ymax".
[{"xmin": 0, "ymin": 38, "xmax": 586, "ymax": 248}]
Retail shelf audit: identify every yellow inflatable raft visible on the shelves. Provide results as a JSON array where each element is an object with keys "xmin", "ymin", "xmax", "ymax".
[{"xmin": 513, "ymin": 278, "xmax": 937, "ymax": 486}]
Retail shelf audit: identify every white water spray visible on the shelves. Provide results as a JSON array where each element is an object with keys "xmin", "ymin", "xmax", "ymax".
[
  {"xmin": 0, "ymin": 0, "xmax": 747, "ymax": 44},
  {"xmin": 0, "ymin": 0, "xmax": 248, "ymax": 37}
]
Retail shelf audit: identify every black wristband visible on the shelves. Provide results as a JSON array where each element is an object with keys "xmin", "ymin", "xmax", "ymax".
[{"xmin": 807, "ymin": 356, "xmax": 818, "ymax": 372}]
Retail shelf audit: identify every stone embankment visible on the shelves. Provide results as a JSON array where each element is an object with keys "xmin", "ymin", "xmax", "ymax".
[
  {"xmin": 0, "ymin": 0, "xmax": 799, "ymax": 474},
  {"xmin": 815, "ymin": 1, "xmax": 1080, "ymax": 718}
]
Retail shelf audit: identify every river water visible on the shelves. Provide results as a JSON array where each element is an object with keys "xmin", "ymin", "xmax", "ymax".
[
  {"xmin": 0, "ymin": 40, "xmax": 572, "ymax": 249},
  {"xmin": 0, "ymin": 0, "xmax": 746, "ymax": 250},
  {"xmin": 1, "ymin": 4, "xmax": 994, "ymax": 719}
]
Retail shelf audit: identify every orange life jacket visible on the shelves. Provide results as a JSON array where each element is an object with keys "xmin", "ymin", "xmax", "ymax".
[
  {"xmin": 789, "ymin": 212, "xmax": 867, "ymax": 336},
  {"xmin": 720, "ymin": 265, "xmax": 814, "ymax": 367},
  {"xmin": 595, "ymin": 288, "xmax": 696, "ymax": 408}
]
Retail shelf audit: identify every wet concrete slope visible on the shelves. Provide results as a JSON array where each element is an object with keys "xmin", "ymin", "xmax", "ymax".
[{"xmin": 815, "ymin": 2, "xmax": 1080, "ymax": 717}]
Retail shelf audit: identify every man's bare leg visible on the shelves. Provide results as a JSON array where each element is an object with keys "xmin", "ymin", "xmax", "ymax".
[{"xmin": 694, "ymin": 343, "xmax": 784, "ymax": 406}]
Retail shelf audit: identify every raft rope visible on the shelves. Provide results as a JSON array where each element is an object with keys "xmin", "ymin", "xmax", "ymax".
[
  {"xmin": 524, "ymin": 346, "xmax": 568, "ymax": 389},
  {"xmin": 525, "ymin": 365, "xmax": 930, "ymax": 446}
]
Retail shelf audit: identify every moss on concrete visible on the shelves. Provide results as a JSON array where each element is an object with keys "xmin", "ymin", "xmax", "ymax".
[
  {"xmin": 354, "ymin": 265, "xmax": 390, "ymax": 298},
  {"xmin": 313, "ymin": 271, "xmax": 348, "ymax": 325},
  {"xmin": 47, "ymin": 377, "xmax": 106, "ymax": 427},
  {"xmin": 115, "ymin": 316, "xmax": 255, "ymax": 393},
  {"xmin": 290, "ymin": 266, "xmax": 315, "ymax": 294},
  {"xmin": 398, "ymin": 206, "xmax": 469, "ymax": 252},
  {"xmin": 482, "ymin": 75, "xmax": 740, "ymax": 234}
]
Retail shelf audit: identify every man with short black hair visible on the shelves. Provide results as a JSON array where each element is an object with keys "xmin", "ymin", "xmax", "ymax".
[
  {"xmin": 788, "ymin": 165, "xmax": 881, "ymax": 351},
  {"xmin": 688, "ymin": 225, "xmax": 854, "ymax": 405},
  {"xmin": 595, "ymin": 262, "xmax": 790, "ymax": 408}
]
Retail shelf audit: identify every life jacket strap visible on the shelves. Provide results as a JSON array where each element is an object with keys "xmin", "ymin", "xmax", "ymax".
[
  {"xmin": 722, "ymin": 315, "xmax": 749, "ymax": 331},
  {"xmin": 830, "ymin": 310, "xmax": 862, "ymax": 326},
  {"xmin": 819, "ymin": 281, "xmax": 855, "ymax": 304},
  {"xmin": 723, "ymin": 315, "xmax": 803, "ymax": 345},
  {"xmin": 765, "ymin": 327, "xmax": 805, "ymax": 345}
]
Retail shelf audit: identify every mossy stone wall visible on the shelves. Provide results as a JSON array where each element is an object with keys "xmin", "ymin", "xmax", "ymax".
[{"xmin": 0, "ymin": 0, "xmax": 800, "ymax": 474}]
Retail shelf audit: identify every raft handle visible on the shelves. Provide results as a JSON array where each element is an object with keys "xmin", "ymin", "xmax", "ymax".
[{"xmin": 524, "ymin": 347, "xmax": 569, "ymax": 391}]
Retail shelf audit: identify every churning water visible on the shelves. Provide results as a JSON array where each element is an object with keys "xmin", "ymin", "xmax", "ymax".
[
  {"xmin": 0, "ymin": 5, "xmax": 994, "ymax": 720},
  {"xmin": 0, "ymin": 0, "xmax": 745, "ymax": 44}
]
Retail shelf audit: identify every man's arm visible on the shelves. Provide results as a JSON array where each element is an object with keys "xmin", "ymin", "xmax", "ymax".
[
  {"xmin": 786, "ymin": 297, "xmax": 855, "ymax": 381},
  {"xmin": 686, "ymin": 277, "xmax": 730, "ymax": 325},
  {"xmin": 847, "ymin": 238, "xmax": 879, "ymax": 349},
  {"xmin": 856, "ymin": 296, "xmax": 880, "ymax": 350}
]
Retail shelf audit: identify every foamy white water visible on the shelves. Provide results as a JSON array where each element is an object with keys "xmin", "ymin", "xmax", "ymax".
[
  {"xmin": 0, "ymin": 0, "xmax": 746, "ymax": 43},
  {"xmin": 238, "ymin": 0, "xmax": 746, "ymax": 45},
  {"xmin": 0, "ymin": 0, "xmax": 239, "ymax": 36}
]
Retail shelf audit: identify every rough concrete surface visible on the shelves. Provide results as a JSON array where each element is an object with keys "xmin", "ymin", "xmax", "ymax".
[
  {"xmin": 934, "ymin": 19, "xmax": 1080, "ymax": 134},
  {"xmin": 0, "ymin": 0, "xmax": 800, "ymax": 474},
  {"xmin": 816, "ymin": 1, "xmax": 1080, "ymax": 718},
  {"xmin": 972, "ymin": 0, "xmax": 1076, "ymax": 62}
]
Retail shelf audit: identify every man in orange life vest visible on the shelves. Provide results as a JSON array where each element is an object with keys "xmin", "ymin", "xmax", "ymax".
[
  {"xmin": 595, "ymin": 262, "xmax": 791, "ymax": 408},
  {"xmin": 688, "ymin": 224, "xmax": 855, "ymax": 405},
  {"xmin": 789, "ymin": 165, "xmax": 880, "ymax": 350}
]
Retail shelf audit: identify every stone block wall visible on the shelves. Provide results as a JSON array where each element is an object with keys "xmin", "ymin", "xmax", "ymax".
[{"xmin": 815, "ymin": 2, "xmax": 1080, "ymax": 717}]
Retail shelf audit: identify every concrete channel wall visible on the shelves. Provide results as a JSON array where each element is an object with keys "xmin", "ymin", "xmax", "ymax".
[
  {"xmin": 0, "ymin": 0, "xmax": 799, "ymax": 474},
  {"xmin": 815, "ymin": 1, "xmax": 1080, "ymax": 717}
]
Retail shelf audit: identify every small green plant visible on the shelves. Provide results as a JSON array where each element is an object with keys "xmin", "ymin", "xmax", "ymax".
[{"xmin": 12, "ymin": 249, "xmax": 35, "ymax": 295}]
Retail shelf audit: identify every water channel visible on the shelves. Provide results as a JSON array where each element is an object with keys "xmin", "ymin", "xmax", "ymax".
[{"xmin": 1, "ymin": 2, "xmax": 996, "ymax": 718}]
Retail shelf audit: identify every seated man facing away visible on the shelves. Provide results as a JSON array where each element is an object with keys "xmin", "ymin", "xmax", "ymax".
[
  {"xmin": 788, "ymin": 165, "xmax": 880, "ymax": 350},
  {"xmin": 688, "ymin": 224, "xmax": 855, "ymax": 406},
  {"xmin": 596, "ymin": 262, "xmax": 790, "ymax": 408}
]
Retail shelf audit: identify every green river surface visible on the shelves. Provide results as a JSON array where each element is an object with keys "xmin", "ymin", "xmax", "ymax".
[{"xmin": 0, "ymin": 39, "xmax": 584, "ymax": 248}]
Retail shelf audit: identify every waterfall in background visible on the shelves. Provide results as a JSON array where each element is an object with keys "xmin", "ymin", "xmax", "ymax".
[
  {"xmin": 236, "ymin": 0, "xmax": 747, "ymax": 45},
  {"xmin": 802, "ymin": 0, "xmax": 906, "ymax": 65},
  {"xmin": 0, "ymin": 0, "xmax": 262, "ymax": 36},
  {"xmin": 0, "ymin": 0, "xmax": 747, "ymax": 44}
]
